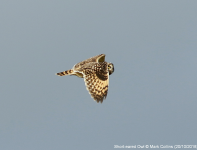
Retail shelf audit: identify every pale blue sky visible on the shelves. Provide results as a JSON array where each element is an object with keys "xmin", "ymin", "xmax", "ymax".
[{"xmin": 1, "ymin": 1, "xmax": 197, "ymax": 150}]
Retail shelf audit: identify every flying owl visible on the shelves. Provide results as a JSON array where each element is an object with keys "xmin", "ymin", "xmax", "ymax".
[{"xmin": 56, "ymin": 54, "xmax": 114, "ymax": 103}]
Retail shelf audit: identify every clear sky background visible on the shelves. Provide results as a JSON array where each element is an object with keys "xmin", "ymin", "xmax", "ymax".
[{"xmin": 1, "ymin": 1, "xmax": 197, "ymax": 150}]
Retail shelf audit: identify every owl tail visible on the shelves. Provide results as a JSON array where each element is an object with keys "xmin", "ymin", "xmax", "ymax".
[{"xmin": 56, "ymin": 69, "xmax": 74, "ymax": 76}]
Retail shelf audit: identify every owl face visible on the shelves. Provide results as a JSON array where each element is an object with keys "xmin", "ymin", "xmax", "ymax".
[{"xmin": 108, "ymin": 63, "xmax": 114, "ymax": 75}]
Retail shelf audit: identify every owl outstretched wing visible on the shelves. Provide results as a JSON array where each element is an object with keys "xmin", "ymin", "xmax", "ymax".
[{"xmin": 82, "ymin": 62, "xmax": 109, "ymax": 103}]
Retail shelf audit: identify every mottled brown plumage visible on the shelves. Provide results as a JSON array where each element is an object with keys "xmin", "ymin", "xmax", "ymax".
[{"xmin": 56, "ymin": 54, "xmax": 114, "ymax": 103}]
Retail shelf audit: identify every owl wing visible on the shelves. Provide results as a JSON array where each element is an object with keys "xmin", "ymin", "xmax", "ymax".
[
  {"xmin": 74, "ymin": 54, "xmax": 105, "ymax": 71},
  {"xmin": 82, "ymin": 62, "xmax": 109, "ymax": 103},
  {"xmin": 84, "ymin": 54, "xmax": 105, "ymax": 63},
  {"xmin": 95, "ymin": 54, "xmax": 105, "ymax": 62}
]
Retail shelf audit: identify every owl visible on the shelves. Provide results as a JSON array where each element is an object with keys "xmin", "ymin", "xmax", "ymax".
[{"xmin": 56, "ymin": 54, "xmax": 114, "ymax": 103}]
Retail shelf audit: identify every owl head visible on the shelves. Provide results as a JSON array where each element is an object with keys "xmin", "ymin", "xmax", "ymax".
[{"xmin": 108, "ymin": 63, "xmax": 114, "ymax": 75}]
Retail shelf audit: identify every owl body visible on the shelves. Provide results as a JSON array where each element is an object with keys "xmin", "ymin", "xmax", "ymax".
[{"xmin": 56, "ymin": 54, "xmax": 114, "ymax": 103}]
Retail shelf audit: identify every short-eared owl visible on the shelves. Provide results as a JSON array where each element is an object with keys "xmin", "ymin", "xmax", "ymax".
[{"xmin": 56, "ymin": 54, "xmax": 114, "ymax": 103}]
